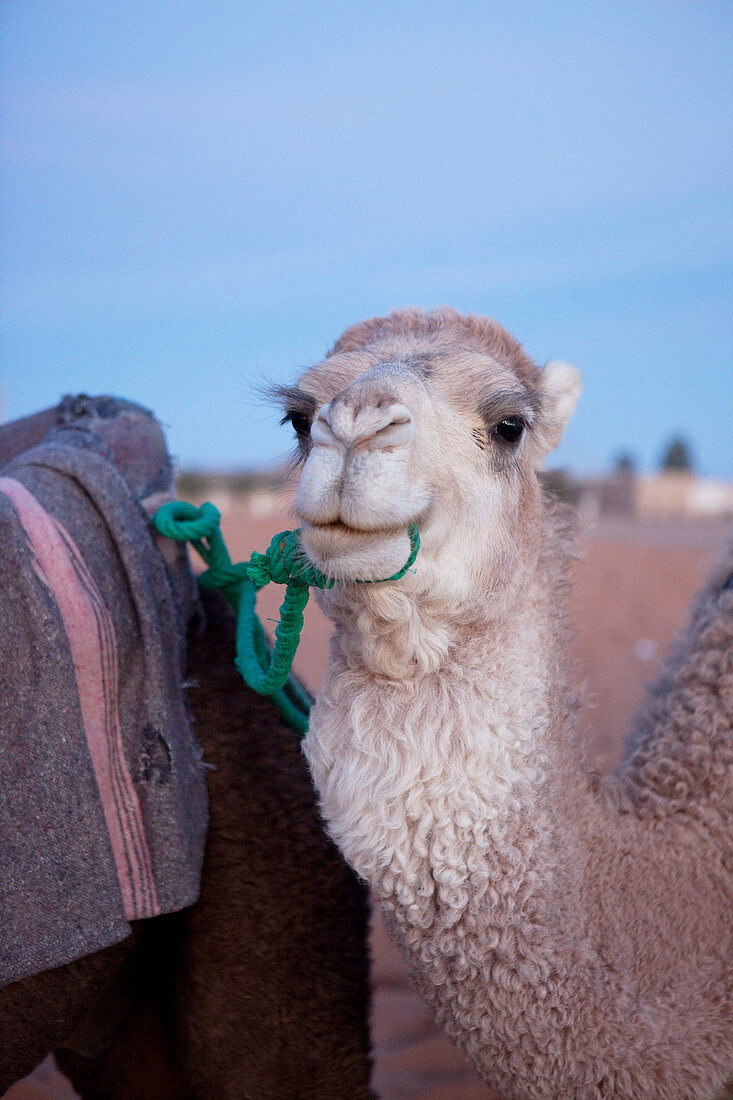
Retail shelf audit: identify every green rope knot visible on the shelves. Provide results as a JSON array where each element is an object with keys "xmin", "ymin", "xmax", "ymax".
[
  {"xmin": 152, "ymin": 500, "xmax": 419, "ymax": 734},
  {"xmin": 247, "ymin": 530, "xmax": 334, "ymax": 590},
  {"xmin": 154, "ymin": 499, "xmax": 221, "ymax": 543}
]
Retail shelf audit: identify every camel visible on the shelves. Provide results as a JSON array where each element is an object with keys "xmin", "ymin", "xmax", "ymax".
[
  {"xmin": 273, "ymin": 307, "xmax": 733, "ymax": 1099},
  {"xmin": 1, "ymin": 400, "xmax": 373, "ymax": 1099}
]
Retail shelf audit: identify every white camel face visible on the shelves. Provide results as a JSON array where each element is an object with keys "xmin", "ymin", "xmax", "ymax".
[{"xmin": 275, "ymin": 311, "xmax": 581, "ymax": 586}]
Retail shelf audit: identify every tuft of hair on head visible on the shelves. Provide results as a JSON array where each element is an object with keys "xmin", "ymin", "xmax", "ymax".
[{"xmin": 327, "ymin": 308, "xmax": 543, "ymax": 400}]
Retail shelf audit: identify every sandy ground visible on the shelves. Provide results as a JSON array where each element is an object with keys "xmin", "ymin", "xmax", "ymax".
[{"xmin": 6, "ymin": 508, "xmax": 732, "ymax": 1100}]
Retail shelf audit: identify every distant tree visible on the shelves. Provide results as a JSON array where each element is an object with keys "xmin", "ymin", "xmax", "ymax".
[
  {"xmin": 613, "ymin": 452, "xmax": 637, "ymax": 477},
  {"xmin": 660, "ymin": 436, "xmax": 695, "ymax": 474}
]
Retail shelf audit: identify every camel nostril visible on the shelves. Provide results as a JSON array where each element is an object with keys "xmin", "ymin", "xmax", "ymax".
[
  {"xmin": 311, "ymin": 414, "xmax": 340, "ymax": 448},
  {"xmin": 364, "ymin": 412, "xmax": 414, "ymax": 452}
]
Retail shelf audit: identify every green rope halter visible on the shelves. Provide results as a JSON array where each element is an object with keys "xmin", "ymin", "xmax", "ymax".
[{"xmin": 153, "ymin": 500, "xmax": 420, "ymax": 734}]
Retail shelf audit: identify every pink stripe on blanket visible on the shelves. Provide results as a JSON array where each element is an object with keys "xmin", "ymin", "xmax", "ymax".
[{"xmin": 0, "ymin": 476, "xmax": 160, "ymax": 920}]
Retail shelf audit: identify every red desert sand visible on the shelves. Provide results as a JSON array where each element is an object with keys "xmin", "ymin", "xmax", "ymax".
[{"xmin": 6, "ymin": 508, "xmax": 731, "ymax": 1100}]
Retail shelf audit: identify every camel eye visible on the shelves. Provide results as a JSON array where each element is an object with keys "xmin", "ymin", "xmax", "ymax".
[
  {"xmin": 283, "ymin": 410, "xmax": 312, "ymax": 438},
  {"xmin": 493, "ymin": 417, "xmax": 525, "ymax": 445}
]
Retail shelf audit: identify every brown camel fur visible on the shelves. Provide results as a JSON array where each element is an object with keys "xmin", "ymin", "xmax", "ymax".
[{"xmin": 2, "ymin": 587, "xmax": 373, "ymax": 1099}]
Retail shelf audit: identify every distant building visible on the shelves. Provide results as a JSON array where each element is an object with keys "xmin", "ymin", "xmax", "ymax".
[
  {"xmin": 175, "ymin": 468, "xmax": 287, "ymax": 517},
  {"xmin": 545, "ymin": 469, "xmax": 733, "ymax": 522},
  {"xmin": 634, "ymin": 472, "xmax": 733, "ymax": 520}
]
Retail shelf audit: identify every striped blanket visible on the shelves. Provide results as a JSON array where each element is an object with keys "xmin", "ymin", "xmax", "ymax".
[{"xmin": 0, "ymin": 399, "xmax": 208, "ymax": 985}]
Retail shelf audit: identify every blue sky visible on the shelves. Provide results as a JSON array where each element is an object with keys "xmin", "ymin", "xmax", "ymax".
[{"xmin": 2, "ymin": 1, "xmax": 732, "ymax": 477}]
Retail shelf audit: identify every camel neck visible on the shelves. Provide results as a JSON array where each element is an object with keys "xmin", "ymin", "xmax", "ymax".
[
  {"xmin": 307, "ymin": 557, "xmax": 617, "ymax": 1081},
  {"xmin": 305, "ymin": 533, "xmax": 733, "ymax": 1094},
  {"xmin": 307, "ymin": 537, "xmax": 590, "ymax": 896}
]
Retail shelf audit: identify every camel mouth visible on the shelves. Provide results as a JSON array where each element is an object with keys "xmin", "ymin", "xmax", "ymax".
[
  {"xmin": 298, "ymin": 518, "xmax": 418, "ymax": 583},
  {"xmin": 303, "ymin": 518, "xmax": 408, "ymax": 539}
]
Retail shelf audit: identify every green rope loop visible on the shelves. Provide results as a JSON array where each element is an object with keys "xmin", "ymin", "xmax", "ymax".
[
  {"xmin": 152, "ymin": 501, "xmax": 419, "ymax": 734},
  {"xmin": 360, "ymin": 522, "xmax": 420, "ymax": 583}
]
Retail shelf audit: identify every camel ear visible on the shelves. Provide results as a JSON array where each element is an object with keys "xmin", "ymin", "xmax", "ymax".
[{"xmin": 537, "ymin": 360, "xmax": 582, "ymax": 452}]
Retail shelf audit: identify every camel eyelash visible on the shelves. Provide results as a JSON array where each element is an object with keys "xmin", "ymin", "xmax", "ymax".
[
  {"xmin": 270, "ymin": 384, "xmax": 318, "ymax": 422},
  {"xmin": 478, "ymin": 388, "xmax": 537, "ymax": 435}
]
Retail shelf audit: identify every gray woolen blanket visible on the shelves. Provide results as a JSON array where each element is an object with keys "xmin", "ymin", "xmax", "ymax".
[{"xmin": 0, "ymin": 399, "xmax": 208, "ymax": 985}]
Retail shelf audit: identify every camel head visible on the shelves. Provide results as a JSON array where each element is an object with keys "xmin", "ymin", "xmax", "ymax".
[{"xmin": 275, "ymin": 307, "xmax": 581, "ymax": 612}]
